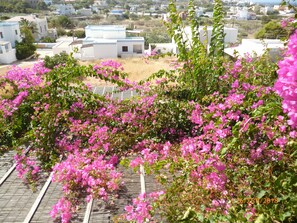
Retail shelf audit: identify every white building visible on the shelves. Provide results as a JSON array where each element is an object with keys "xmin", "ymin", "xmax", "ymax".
[
  {"xmin": 55, "ymin": 4, "xmax": 76, "ymax": 15},
  {"xmin": 81, "ymin": 25, "xmax": 144, "ymax": 59},
  {"xmin": 224, "ymin": 39, "xmax": 284, "ymax": 61},
  {"xmin": 6, "ymin": 15, "xmax": 48, "ymax": 42},
  {"xmin": 172, "ymin": 26, "xmax": 238, "ymax": 52},
  {"xmin": 0, "ymin": 22, "xmax": 22, "ymax": 48},
  {"xmin": 94, "ymin": 0, "xmax": 108, "ymax": 7},
  {"xmin": 0, "ymin": 41, "xmax": 17, "ymax": 64},
  {"xmin": 77, "ymin": 8, "xmax": 93, "ymax": 16},
  {"xmin": 237, "ymin": 8, "xmax": 249, "ymax": 20}
]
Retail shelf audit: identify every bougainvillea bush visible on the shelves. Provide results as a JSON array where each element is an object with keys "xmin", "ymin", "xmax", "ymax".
[{"xmin": 1, "ymin": 3, "xmax": 297, "ymax": 223}]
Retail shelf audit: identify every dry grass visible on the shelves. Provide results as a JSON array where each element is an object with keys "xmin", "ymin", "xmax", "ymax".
[
  {"xmin": 80, "ymin": 56, "xmax": 176, "ymax": 86},
  {"xmin": 0, "ymin": 56, "xmax": 177, "ymax": 90}
]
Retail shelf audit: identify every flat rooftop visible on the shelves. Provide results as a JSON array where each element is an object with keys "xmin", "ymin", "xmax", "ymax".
[
  {"xmin": 0, "ymin": 22, "xmax": 19, "ymax": 27},
  {"xmin": 83, "ymin": 37, "xmax": 144, "ymax": 43},
  {"xmin": 85, "ymin": 25, "xmax": 126, "ymax": 31}
]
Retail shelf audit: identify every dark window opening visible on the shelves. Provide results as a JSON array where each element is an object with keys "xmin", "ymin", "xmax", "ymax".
[{"xmin": 122, "ymin": 46, "xmax": 128, "ymax": 52}]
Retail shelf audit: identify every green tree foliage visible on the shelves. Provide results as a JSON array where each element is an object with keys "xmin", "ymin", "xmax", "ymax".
[
  {"xmin": 49, "ymin": 16, "xmax": 75, "ymax": 29},
  {"xmin": 0, "ymin": 0, "xmax": 42, "ymax": 12},
  {"xmin": 158, "ymin": 0, "xmax": 226, "ymax": 101},
  {"xmin": 255, "ymin": 21, "xmax": 288, "ymax": 39},
  {"xmin": 140, "ymin": 28, "xmax": 171, "ymax": 48},
  {"xmin": 66, "ymin": 30, "xmax": 86, "ymax": 38},
  {"xmin": 40, "ymin": 37, "xmax": 56, "ymax": 43},
  {"xmin": 44, "ymin": 52, "xmax": 77, "ymax": 69},
  {"xmin": 73, "ymin": 0, "xmax": 94, "ymax": 9},
  {"xmin": 16, "ymin": 19, "xmax": 36, "ymax": 60}
]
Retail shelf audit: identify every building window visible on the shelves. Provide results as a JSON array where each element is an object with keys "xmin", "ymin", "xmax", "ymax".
[
  {"xmin": 122, "ymin": 46, "xmax": 128, "ymax": 52},
  {"xmin": 15, "ymin": 30, "xmax": 18, "ymax": 35},
  {"xmin": 0, "ymin": 32, "xmax": 3, "ymax": 38}
]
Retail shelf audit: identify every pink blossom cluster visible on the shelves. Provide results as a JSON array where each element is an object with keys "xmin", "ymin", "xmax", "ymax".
[
  {"xmin": 275, "ymin": 30, "xmax": 297, "ymax": 128},
  {"xmin": 50, "ymin": 197, "xmax": 74, "ymax": 223},
  {"xmin": 3, "ymin": 61, "xmax": 47, "ymax": 89},
  {"xmin": 124, "ymin": 191, "xmax": 164, "ymax": 223},
  {"xmin": 280, "ymin": 17, "xmax": 295, "ymax": 28},
  {"xmin": 14, "ymin": 151, "xmax": 40, "ymax": 183}
]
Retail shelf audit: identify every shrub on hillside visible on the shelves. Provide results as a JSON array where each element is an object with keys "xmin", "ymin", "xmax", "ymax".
[
  {"xmin": 43, "ymin": 52, "xmax": 77, "ymax": 69},
  {"xmin": 15, "ymin": 41, "xmax": 37, "ymax": 60}
]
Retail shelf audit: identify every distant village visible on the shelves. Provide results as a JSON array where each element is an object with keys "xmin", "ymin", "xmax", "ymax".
[{"xmin": 0, "ymin": 0, "xmax": 295, "ymax": 64}]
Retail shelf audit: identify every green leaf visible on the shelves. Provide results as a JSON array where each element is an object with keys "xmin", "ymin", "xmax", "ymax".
[
  {"xmin": 257, "ymin": 190, "xmax": 266, "ymax": 199},
  {"xmin": 280, "ymin": 212, "xmax": 291, "ymax": 221},
  {"xmin": 220, "ymin": 147, "xmax": 227, "ymax": 156},
  {"xmin": 255, "ymin": 214, "xmax": 265, "ymax": 223}
]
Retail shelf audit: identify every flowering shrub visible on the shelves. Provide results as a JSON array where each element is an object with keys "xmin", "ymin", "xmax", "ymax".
[
  {"xmin": 275, "ymin": 30, "xmax": 297, "ymax": 128},
  {"xmin": 0, "ymin": 2, "xmax": 296, "ymax": 223}
]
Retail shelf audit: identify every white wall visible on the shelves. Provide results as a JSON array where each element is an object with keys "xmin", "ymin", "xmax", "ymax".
[
  {"xmin": 0, "ymin": 43, "xmax": 17, "ymax": 64},
  {"xmin": 36, "ymin": 19, "xmax": 48, "ymax": 41},
  {"xmin": 56, "ymin": 4, "xmax": 76, "ymax": 15},
  {"xmin": 6, "ymin": 16, "xmax": 48, "ymax": 42},
  {"xmin": 0, "ymin": 22, "xmax": 22, "ymax": 48},
  {"xmin": 93, "ymin": 43, "xmax": 118, "ymax": 58},
  {"xmin": 117, "ymin": 41, "xmax": 144, "ymax": 57},
  {"xmin": 85, "ymin": 26, "xmax": 126, "ymax": 39},
  {"xmin": 81, "ymin": 46, "xmax": 95, "ymax": 60}
]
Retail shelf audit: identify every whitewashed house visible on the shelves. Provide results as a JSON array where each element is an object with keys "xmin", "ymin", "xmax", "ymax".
[
  {"xmin": 0, "ymin": 41, "xmax": 17, "ymax": 64},
  {"xmin": 6, "ymin": 15, "xmax": 48, "ymax": 42},
  {"xmin": 77, "ymin": 8, "xmax": 93, "ymax": 16},
  {"xmin": 81, "ymin": 25, "xmax": 144, "ymax": 60},
  {"xmin": 149, "ymin": 26, "xmax": 238, "ymax": 55},
  {"xmin": 0, "ymin": 22, "xmax": 22, "ymax": 47},
  {"xmin": 224, "ymin": 39, "xmax": 285, "ymax": 61},
  {"xmin": 55, "ymin": 4, "xmax": 76, "ymax": 15},
  {"xmin": 172, "ymin": 26, "xmax": 238, "ymax": 53}
]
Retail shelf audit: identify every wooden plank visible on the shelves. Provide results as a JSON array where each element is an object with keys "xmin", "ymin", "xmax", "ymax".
[
  {"xmin": 83, "ymin": 199, "xmax": 93, "ymax": 223},
  {"xmin": 23, "ymin": 172, "xmax": 53, "ymax": 223},
  {"xmin": 140, "ymin": 165, "xmax": 146, "ymax": 194}
]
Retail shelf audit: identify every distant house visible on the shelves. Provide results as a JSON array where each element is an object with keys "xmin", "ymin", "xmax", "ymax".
[
  {"xmin": 109, "ymin": 9, "xmax": 125, "ymax": 16},
  {"xmin": 0, "ymin": 41, "xmax": 17, "ymax": 64},
  {"xmin": 77, "ymin": 8, "xmax": 93, "ymax": 16},
  {"xmin": 6, "ymin": 15, "xmax": 48, "ymax": 42},
  {"xmin": 172, "ymin": 26, "xmax": 238, "ymax": 53},
  {"xmin": 150, "ymin": 26, "xmax": 238, "ymax": 55},
  {"xmin": 224, "ymin": 39, "xmax": 285, "ymax": 61},
  {"xmin": 81, "ymin": 25, "xmax": 144, "ymax": 59},
  {"xmin": 55, "ymin": 4, "xmax": 76, "ymax": 15},
  {"xmin": 93, "ymin": 0, "xmax": 108, "ymax": 7},
  {"xmin": 0, "ymin": 22, "xmax": 22, "ymax": 48}
]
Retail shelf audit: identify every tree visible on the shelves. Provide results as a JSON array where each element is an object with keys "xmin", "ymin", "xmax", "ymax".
[
  {"xmin": 255, "ymin": 20, "xmax": 288, "ymax": 39},
  {"xmin": 37, "ymin": 1, "xmax": 48, "ymax": 10},
  {"xmin": 16, "ymin": 19, "xmax": 36, "ymax": 60},
  {"xmin": 19, "ymin": 18, "xmax": 38, "ymax": 41},
  {"xmin": 49, "ymin": 16, "xmax": 74, "ymax": 29}
]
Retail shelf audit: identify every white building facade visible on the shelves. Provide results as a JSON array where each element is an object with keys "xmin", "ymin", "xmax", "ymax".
[
  {"xmin": 6, "ymin": 15, "xmax": 48, "ymax": 41},
  {"xmin": 0, "ymin": 22, "xmax": 22, "ymax": 48},
  {"xmin": 0, "ymin": 41, "xmax": 17, "ymax": 64},
  {"xmin": 55, "ymin": 4, "xmax": 76, "ymax": 15},
  {"xmin": 81, "ymin": 25, "xmax": 144, "ymax": 59}
]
